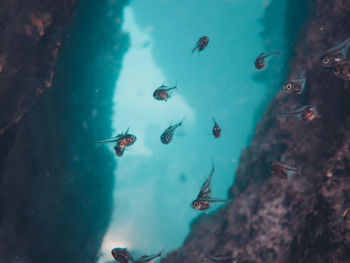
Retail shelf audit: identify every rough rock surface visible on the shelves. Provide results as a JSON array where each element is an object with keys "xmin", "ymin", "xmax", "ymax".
[
  {"xmin": 162, "ymin": 1, "xmax": 350, "ymax": 263},
  {"xmin": 0, "ymin": 0, "xmax": 129, "ymax": 262}
]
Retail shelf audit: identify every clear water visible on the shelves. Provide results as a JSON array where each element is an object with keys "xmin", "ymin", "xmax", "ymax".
[{"xmin": 99, "ymin": 0, "xmax": 287, "ymax": 261}]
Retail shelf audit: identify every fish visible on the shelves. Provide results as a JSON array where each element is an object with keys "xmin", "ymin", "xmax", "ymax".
[
  {"xmin": 270, "ymin": 161, "xmax": 299, "ymax": 179},
  {"xmin": 212, "ymin": 118, "xmax": 221, "ymax": 138},
  {"xmin": 348, "ymin": 142, "xmax": 350, "ymax": 151},
  {"xmin": 134, "ymin": 252, "xmax": 162, "ymax": 263},
  {"xmin": 333, "ymin": 60, "xmax": 350, "ymax": 80},
  {"xmin": 160, "ymin": 118, "xmax": 185, "ymax": 144},
  {"xmin": 99, "ymin": 128, "xmax": 136, "ymax": 157},
  {"xmin": 111, "ymin": 248, "xmax": 133, "ymax": 263},
  {"xmin": 153, "ymin": 84, "xmax": 177, "ymax": 101},
  {"xmin": 254, "ymin": 51, "xmax": 280, "ymax": 69},
  {"xmin": 321, "ymin": 36, "xmax": 350, "ymax": 67},
  {"xmin": 283, "ymin": 105, "xmax": 318, "ymax": 122},
  {"xmin": 283, "ymin": 74, "xmax": 306, "ymax": 95},
  {"xmin": 192, "ymin": 36, "xmax": 209, "ymax": 53},
  {"xmin": 98, "ymin": 128, "xmax": 136, "ymax": 146},
  {"xmin": 201, "ymin": 247, "xmax": 238, "ymax": 263},
  {"xmin": 192, "ymin": 160, "xmax": 227, "ymax": 211}
]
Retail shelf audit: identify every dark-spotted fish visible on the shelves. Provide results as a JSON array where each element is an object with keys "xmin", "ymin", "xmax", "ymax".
[
  {"xmin": 333, "ymin": 60, "xmax": 350, "ymax": 80},
  {"xmin": 321, "ymin": 36, "xmax": 350, "ymax": 67},
  {"xmin": 134, "ymin": 252, "xmax": 162, "ymax": 263},
  {"xmin": 270, "ymin": 161, "xmax": 298, "ymax": 179},
  {"xmin": 153, "ymin": 84, "xmax": 177, "ymax": 101},
  {"xmin": 99, "ymin": 128, "xmax": 136, "ymax": 157},
  {"xmin": 201, "ymin": 247, "xmax": 238, "ymax": 263},
  {"xmin": 283, "ymin": 74, "xmax": 306, "ymax": 95},
  {"xmin": 99, "ymin": 128, "xmax": 136, "ymax": 147},
  {"xmin": 192, "ymin": 36, "xmax": 209, "ymax": 53},
  {"xmin": 160, "ymin": 118, "xmax": 185, "ymax": 144},
  {"xmin": 192, "ymin": 161, "xmax": 227, "ymax": 211},
  {"xmin": 212, "ymin": 118, "xmax": 221, "ymax": 138},
  {"xmin": 111, "ymin": 248, "xmax": 133, "ymax": 263},
  {"xmin": 254, "ymin": 51, "xmax": 280, "ymax": 70},
  {"xmin": 283, "ymin": 105, "xmax": 318, "ymax": 122}
]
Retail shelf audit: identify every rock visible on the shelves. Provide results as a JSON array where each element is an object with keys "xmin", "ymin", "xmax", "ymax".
[{"xmin": 162, "ymin": 1, "xmax": 350, "ymax": 263}]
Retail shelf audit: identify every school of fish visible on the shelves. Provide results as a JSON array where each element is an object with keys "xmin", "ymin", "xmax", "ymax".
[{"xmin": 96, "ymin": 34, "xmax": 350, "ymax": 263}]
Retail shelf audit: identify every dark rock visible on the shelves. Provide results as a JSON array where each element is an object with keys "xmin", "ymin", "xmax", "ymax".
[{"xmin": 0, "ymin": 0, "xmax": 129, "ymax": 262}]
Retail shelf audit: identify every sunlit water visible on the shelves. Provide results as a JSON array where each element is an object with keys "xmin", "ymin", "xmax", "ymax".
[{"xmin": 99, "ymin": 0, "xmax": 287, "ymax": 261}]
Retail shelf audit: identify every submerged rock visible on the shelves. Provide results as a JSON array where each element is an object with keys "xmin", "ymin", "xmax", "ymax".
[
  {"xmin": 0, "ymin": 0, "xmax": 129, "ymax": 262},
  {"xmin": 162, "ymin": 1, "xmax": 350, "ymax": 263}
]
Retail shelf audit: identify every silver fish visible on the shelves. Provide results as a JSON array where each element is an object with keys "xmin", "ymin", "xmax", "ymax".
[
  {"xmin": 160, "ymin": 118, "xmax": 185, "ymax": 144},
  {"xmin": 192, "ymin": 160, "xmax": 227, "ymax": 211},
  {"xmin": 321, "ymin": 36, "xmax": 350, "ymax": 67},
  {"xmin": 270, "ymin": 161, "xmax": 299, "ymax": 179},
  {"xmin": 283, "ymin": 105, "xmax": 318, "ymax": 122},
  {"xmin": 153, "ymin": 84, "xmax": 177, "ymax": 101}
]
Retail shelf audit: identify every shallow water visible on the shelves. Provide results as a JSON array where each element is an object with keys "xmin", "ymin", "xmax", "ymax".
[{"xmin": 98, "ymin": 0, "xmax": 288, "ymax": 261}]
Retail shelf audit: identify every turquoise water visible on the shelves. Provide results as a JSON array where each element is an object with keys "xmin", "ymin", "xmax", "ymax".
[{"xmin": 99, "ymin": 0, "xmax": 288, "ymax": 261}]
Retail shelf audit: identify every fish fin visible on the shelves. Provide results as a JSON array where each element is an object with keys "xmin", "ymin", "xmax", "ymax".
[
  {"xmin": 197, "ymin": 163, "xmax": 215, "ymax": 199},
  {"xmin": 327, "ymin": 36, "xmax": 350, "ymax": 54},
  {"xmin": 205, "ymin": 197, "xmax": 228, "ymax": 203},
  {"xmin": 179, "ymin": 116, "xmax": 186, "ymax": 126},
  {"xmin": 265, "ymin": 51, "xmax": 280, "ymax": 57},
  {"xmin": 98, "ymin": 136, "xmax": 119, "ymax": 144}
]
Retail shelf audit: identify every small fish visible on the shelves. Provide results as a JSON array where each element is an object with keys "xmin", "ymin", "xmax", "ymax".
[
  {"xmin": 99, "ymin": 128, "xmax": 136, "ymax": 157},
  {"xmin": 270, "ymin": 161, "xmax": 298, "ymax": 179},
  {"xmin": 111, "ymin": 248, "xmax": 133, "ymax": 263},
  {"xmin": 134, "ymin": 252, "xmax": 162, "ymax": 263},
  {"xmin": 348, "ymin": 142, "xmax": 350, "ymax": 151},
  {"xmin": 283, "ymin": 105, "xmax": 318, "ymax": 122},
  {"xmin": 212, "ymin": 118, "xmax": 221, "ymax": 138},
  {"xmin": 333, "ymin": 60, "xmax": 350, "ymax": 80},
  {"xmin": 283, "ymin": 76, "xmax": 305, "ymax": 95},
  {"xmin": 254, "ymin": 51, "xmax": 280, "ymax": 69},
  {"xmin": 153, "ymin": 84, "xmax": 177, "ymax": 101},
  {"xmin": 99, "ymin": 128, "xmax": 136, "ymax": 146},
  {"xmin": 321, "ymin": 36, "xmax": 350, "ymax": 67},
  {"xmin": 201, "ymin": 247, "xmax": 238, "ymax": 263},
  {"xmin": 192, "ymin": 160, "xmax": 227, "ymax": 211},
  {"xmin": 160, "ymin": 118, "xmax": 185, "ymax": 144},
  {"xmin": 192, "ymin": 36, "xmax": 209, "ymax": 53}
]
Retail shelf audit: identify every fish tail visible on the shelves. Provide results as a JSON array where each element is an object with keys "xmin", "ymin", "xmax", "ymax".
[
  {"xmin": 179, "ymin": 116, "xmax": 186, "ymax": 126},
  {"xmin": 265, "ymin": 51, "xmax": 280, "ymax": 58}
]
